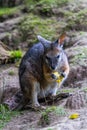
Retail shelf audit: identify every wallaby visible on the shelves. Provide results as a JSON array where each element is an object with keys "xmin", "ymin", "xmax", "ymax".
[{"xmin": 18, "ymin": 34, "xmax": 70, "ymax": 110}]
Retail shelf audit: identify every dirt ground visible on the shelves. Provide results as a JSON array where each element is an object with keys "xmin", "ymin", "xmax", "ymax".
[{"xmin": 0, "ymin": 63, "xmax": 87, "ymax": 130}]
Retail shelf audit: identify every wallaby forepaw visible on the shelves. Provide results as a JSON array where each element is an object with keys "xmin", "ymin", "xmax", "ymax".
[
  {"xmin": 40, "ymin": 105, "xmax": 46, "ymax": 110},
  {"xmin": 31, "ymin": 104, "xmax": 46, "ymax": 111}
]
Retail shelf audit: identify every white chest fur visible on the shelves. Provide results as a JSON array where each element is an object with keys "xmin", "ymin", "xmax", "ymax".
[{"xmin": 38, "ymin": 82, "xmax": 58, "ymax": 98}]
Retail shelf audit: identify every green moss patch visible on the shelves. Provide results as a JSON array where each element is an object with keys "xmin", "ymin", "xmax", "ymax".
[
  {"xmin": 70, "ymin": 46, "xmax": 87, "ymax": 66},
  {"xmin": 24, "ymin": 0, "xmax": 69, "ymax": 16},
  {"xmin": 19, "ymin": 14, "xmax": 66, "ymax": 45},
  {"xmin": 0, "ymin": 7, "xmax": 20, "ymax": 17},
  {"xmin": 25, "ymin": 0, "xmax": 69, "ymax": 8},
  {"xmin": 65, "ymin": 8, "xmax": 87, "ymax": 31}
]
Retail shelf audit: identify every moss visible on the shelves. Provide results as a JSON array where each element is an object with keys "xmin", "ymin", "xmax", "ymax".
[
  {"xmin": 24, "ymin": 0, "xmax": 69, "ymax": 16},
  {"xmin": 74, "ymin": 9, "xmax": 87, "ymax": 25},
  {"xmin": 79, "ymin": 31, "xmax": 87, "ymax": 35},
  {"xmin": 65, "ymin": 9, "xmax": 87, "ymax": 30},
  {"xmin": 25, "ymin": 0, "xmax": 69, "ymax": 8},
  {"xmin": 19, "ymin": 14, "xmax": 66, "ymax": 45},
  {"xmin": 77, "ymin": 9, "xmax": 87, "ymax": 19},
  {"xmin": 64, "ymin": 11, "xmax": 74, "ymax": 17},
  {"xmin": 0, "ymin": 7, "xmax": 20, "ymax": 16},
  {"xmin": 8, "ymin": 70, "xmax": 15, "ymax": 76},
  {"xmin": 47, "ymin": 128, "xmax": 53, "ymax": 130},
  {"xmin": 61, "ymin": 88, "xmax": 74, "ymax": 93},
  {"xmin": 82, "ymin": 87, "xmax": 87, "ymax": 93},
  {"xmin": 70, "ymin": 46, "xmax": 87, "ymax": 65}
]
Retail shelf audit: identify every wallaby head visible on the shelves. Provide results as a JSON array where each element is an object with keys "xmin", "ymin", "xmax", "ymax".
[{"xmin": 37, "ymin": 34, "xmax": 66, "ymax": 71}]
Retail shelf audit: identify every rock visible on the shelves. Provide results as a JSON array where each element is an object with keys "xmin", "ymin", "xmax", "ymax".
[
  {"xmin": 0, "ymin": 16, "xmax": 24, "ymax": 49},
  {"xmin": 65, "ymin": 92, "xmax": 86, "ymax": 109},
  {"xmin": 0, "ymin": 16, "xmax": 23, "ymax": 33},
  {"xmin": 0, "ymin": 41, "xmax": 10, "ymax": 57}
]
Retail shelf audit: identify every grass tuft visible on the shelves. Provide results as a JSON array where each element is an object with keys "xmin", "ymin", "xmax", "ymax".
[
  {"xmin": 0, "ymin": 104, "xmax": 20, "ymax": 129},
  {"xmin": 9, "ymin": 50, "xmax": 23, "ymax": 61},
  {"xmin": 39, "ymin": 106, "xmax": 67, "ymax": 126},
  {"xmin": 8, "ymin": 70, "xmax": 15, "ymax": 76}
]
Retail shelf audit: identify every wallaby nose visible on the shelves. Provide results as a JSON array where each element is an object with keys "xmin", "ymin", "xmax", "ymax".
[{"xmin": 51, "ymin": 66, "xmax": 56, "ymax": 70}]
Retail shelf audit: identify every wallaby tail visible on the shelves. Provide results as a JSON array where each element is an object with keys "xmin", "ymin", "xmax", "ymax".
[{"xmin": 4, "ymin": 90, "xmax": 29, "ymax": 111}]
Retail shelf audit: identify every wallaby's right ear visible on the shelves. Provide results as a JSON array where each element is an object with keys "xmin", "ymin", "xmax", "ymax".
[{"xmin": 58, "ymin": 33, "xmax": 67, "ymax": 47}]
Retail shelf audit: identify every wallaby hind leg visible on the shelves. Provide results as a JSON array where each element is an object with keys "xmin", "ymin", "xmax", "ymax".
[
  {"xmin": 31, "ymin": 82, "xmax": 40, "ymax": 107},
  {"xmin": 20, "ymin": 72, "xmax": 45, "ymax": 110}
]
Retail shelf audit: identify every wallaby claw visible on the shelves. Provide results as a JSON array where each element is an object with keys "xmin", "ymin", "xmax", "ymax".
[
  {"xmin": 61, "ymin": 73, "xmax": 65, "ymax": 77},
  {"xmin": 51, "ymin": 74, "xmax": 57, "ymax": 79}
]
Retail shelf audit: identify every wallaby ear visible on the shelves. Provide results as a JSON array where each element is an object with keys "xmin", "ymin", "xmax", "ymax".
[
  {"xmin": 37, "ymin": 35, "xmax": 51, "ymax": 44},
  {"xmin": 37, "ymin": 35, "xmax": 51, "ymax": 51},
  {"xmin": 58, "ymin": 33, "xmax": 67, "ymax": 47}
]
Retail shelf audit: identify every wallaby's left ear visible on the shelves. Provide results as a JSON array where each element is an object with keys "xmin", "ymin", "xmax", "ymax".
[
  {"xmin": 58, "ymin": 33, "xmax": 67, "ymax": 47},
  {"xmin": 37, "ymin": 35, "xmax": 51, "ymax": 44},
  {"xmin": 37, "ymin": 35, "xmax": 51, "ymax": 51}
]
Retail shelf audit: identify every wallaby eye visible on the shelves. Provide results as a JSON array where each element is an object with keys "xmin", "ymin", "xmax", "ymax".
[
  {"xmin": 56, "ymin": 55, "xmax": 60, "ymax": 58},
  {"xmin": 46, "ymin": 56, "xmax": 50, "ymax": 60}
]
